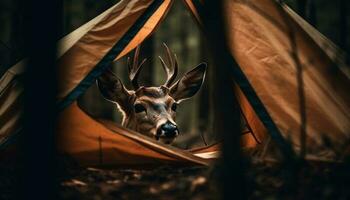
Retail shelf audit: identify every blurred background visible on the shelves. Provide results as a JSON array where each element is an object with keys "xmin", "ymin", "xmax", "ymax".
[{"xmin": 0, "ymin": 0, "xmax": 349, "ymax": 148}]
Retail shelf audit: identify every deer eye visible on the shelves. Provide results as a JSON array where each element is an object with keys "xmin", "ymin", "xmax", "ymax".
[
  {"xmin": 171, "ymin": 103, "xmax": 178, "ymax": 111},
  {"xmin": 134, "ymin": 104, "xmax": 146, "ymax": 113}
]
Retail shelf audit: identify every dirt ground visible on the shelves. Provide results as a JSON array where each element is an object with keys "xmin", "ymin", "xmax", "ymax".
[
  {"xmin": 1, "ymin": 157, "xmax": 350, "ymax": 200},
  {"xmin": 59, "ymin": 165, "xmax": 215, "ymax": 200}
]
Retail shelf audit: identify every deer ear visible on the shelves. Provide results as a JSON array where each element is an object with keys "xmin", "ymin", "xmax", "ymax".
[
  {"xmin": 169, "ymin": 63, "xmax": 207, "ymax": 102},
  {"xmin": 97, "ymin": 70, "xmax": 131, "ymax": 110}
]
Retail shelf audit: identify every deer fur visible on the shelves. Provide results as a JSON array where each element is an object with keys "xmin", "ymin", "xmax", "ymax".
[{"xmin": 97, "ymin": 43, "xmax": 206, "ymax": 144}]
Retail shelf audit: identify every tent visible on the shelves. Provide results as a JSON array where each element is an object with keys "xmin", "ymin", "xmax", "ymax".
[{"xmin": 1, "ymin": 0, "xmax": 349, "ymax": 167}]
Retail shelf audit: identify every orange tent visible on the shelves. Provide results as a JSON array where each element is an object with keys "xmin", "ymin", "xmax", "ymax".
[{"xmin": 1, "ymin": 0, "xmax": 349, "ymax": 166}]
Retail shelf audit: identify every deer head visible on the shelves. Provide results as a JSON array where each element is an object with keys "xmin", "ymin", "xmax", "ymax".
[{"xmin": 97, "ymin": 44, "xmax": 207, "ymax": 144}]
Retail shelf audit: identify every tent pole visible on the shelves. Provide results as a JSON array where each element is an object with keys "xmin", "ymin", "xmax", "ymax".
[
  {"xmin": 19, "ymin": 0, "xmax": 62, "ymax": 199},
  {"xmin": 201, "ymin": 0, "xmax": 246, "ymax": 199}
]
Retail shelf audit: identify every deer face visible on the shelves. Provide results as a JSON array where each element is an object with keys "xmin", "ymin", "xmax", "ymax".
[{"xmin": 97, "ymin": 44, "xmax": 206, "ymax": 144}]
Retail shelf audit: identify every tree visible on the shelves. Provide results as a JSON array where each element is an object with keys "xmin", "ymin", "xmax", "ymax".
[
  {"xmin": 307, "ymin": 0, "xmax": 317, "ymax": 27},
  {"xmin": 297, "ymin": 0, "xmax": 317, "ymax": 27},
  {"xmin": 139, "ymin": 36, "xmax": 155, "ymax": 86},
  {"xmin": 197, "ymin": 35, "xmax": 210, "ymax": 145},
  {"xmin": 339, "ymin": 0, "xmax": 348, "ymax": 53},
  {"xmin": 297, "ymin": 0, "xmax": 307, "ymax": 18}
]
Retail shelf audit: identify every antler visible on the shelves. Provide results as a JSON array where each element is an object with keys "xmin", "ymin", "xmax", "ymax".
[
  {"xmin": 158, "ymin": 43, "xmax": 178, "ymax": 87},
  {"xmin": 128, "ymin": 45, "xmax": 147, "ymax": 90}
]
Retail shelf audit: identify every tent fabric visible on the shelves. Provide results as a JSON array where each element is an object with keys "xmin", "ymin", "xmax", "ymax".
[
  {"xmin": 57, "ymin": 102, "xmax": 212, "ymax": 167},
  {"xmin": 56, "ymin": 103, "xmax": 259, "ymax": 167},
  {"xmin": 282, "ymin": 5, "xmax": 350, "ymax": 80},
  {"xmin": 222, "ymin": 0, "xmax": 350, "ymax": 157},
  {"xmin": 0, "ymin": 1, "xmax": 108, "ymax": 144},
  {"xmin": 185, "ymin": 0, "xmax": 350, "ymax": 158},
  {"xmin": 0, "ymin": 1, "xmax": 126, "ymax": 147},
  {"xmin": 0, "ymin": 0, "xmax": 172, "ymax": 148},
  {"xmin": 183, "ymin": 0, "xmax": 270, "ymax": 150},
  {"xmin": 236, "ymin": 85, "xmax": 268, "ymax": 146},
  {"xmin": 0, "ymin": 74, "xmax": 23, "ymax": 149},
  {"xmin": 1, "ymin": 0, "xmax": 350, "ymax": 165},
  {"xmin": 57, "ymin": 0, "xmax": 171, "ymax": 109},
  {"xmin": 186, "ymin": 0, "xmax": 350, "ymax": 157}
]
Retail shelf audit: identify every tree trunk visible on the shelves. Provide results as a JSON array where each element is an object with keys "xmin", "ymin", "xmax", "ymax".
[
  {"xmin": 197, "ymin": 34, "xmax": 210, "ymax": 144},
  {"xmin": 20, "ymin": 0, "xmax": 62, "ymax": 199},
  {"xmin": 307, "ymin": 0, "xmax": 317, "ymax": 27},
  {"xmin": 202, "ymin": 0, "xmax": 246, "ymax": 199},
  {"xmin": 339, "ymin": 0, "xmax": 347, "ymax": 52},
  {"xmin": 139, "ymin": 36, "xmax": 154, "ymax": 86},
  {"xmin": 297, "ymin": 0, "xmax": 307, "ymax": 18}
]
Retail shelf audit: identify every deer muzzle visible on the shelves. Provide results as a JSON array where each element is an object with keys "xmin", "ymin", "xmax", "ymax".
[{"xmin": 156, "ymin": 121, "xmax": 179, "ymax": 143}]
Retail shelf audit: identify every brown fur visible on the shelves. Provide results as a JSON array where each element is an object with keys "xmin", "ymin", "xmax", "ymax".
[{"xmin": 97, "ymin": 45, "xmax": 207, "ymax": 144}]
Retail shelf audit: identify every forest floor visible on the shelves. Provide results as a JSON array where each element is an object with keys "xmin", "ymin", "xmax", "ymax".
[{"xmin": 1, "ymin": 157, "xmax": 350, "ymax": 200}]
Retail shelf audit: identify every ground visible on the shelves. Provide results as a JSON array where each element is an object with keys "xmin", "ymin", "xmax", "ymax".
[
  {"xmin": 59, "ymin": 166, "xmax": 214, "ymax": 200},
  {"xmin": 1, "ymin": 157, "xmax": 350, "ymax": 199}
]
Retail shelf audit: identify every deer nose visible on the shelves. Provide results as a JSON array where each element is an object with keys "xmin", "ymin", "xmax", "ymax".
[{"xmin": 158, "ymin": 122, "xmax": 178, "ymax": 138}]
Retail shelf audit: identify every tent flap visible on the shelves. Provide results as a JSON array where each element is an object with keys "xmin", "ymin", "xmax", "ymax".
[
  {"xmin": 223, "ymin": 0, "xmax": 350, "ymax": 157},
  {"xmin": 57, "ymin": 0, "xmax": 172, "ymax": 109},
  {"xmin": 57, "ymin": 102, "xmax": 212, "ymax": 167}
]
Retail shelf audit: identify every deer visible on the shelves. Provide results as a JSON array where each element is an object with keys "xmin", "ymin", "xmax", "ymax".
[{"xmin": 97, "ymin": 44, "xmax": 206, "ymax": 144}]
